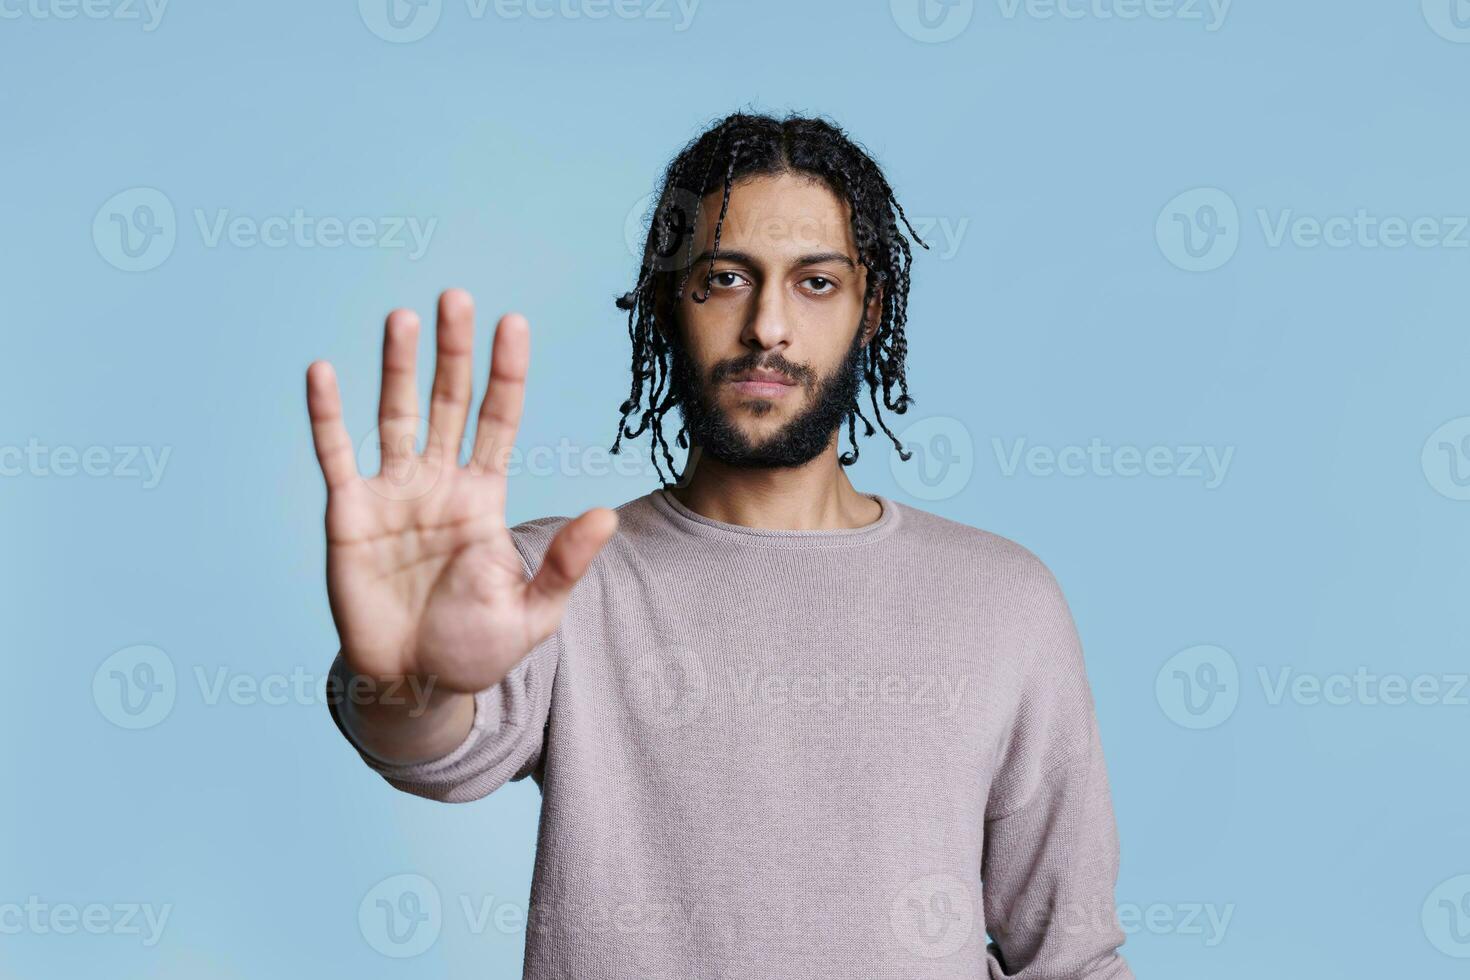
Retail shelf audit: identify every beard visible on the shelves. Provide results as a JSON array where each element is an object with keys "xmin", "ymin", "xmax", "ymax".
[{"xmin": 668, "ymin": 318, "xmax": 867, "ymax": 471}]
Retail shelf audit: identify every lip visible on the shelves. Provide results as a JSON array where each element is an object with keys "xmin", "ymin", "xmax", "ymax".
[
  {"xmin": 729, "ymin": 369, "xmax": 796, "ymax": 385},
  {"xmin": 730, "ymin": 379, "xmax": 795, "ymax": 398},
  {"xmin": 727, "ymin": 369, "xmax": 797, "ymax": 399}
]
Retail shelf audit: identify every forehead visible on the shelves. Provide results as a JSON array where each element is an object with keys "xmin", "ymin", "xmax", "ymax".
[{"xmin": 691, "ymin": 172, "xmax": 855, "ymax": 262}]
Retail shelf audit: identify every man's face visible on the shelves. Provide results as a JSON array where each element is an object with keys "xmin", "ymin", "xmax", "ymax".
[{"xmin": 663, "ymin": 171, "xmax": 881, "ymax": 470}]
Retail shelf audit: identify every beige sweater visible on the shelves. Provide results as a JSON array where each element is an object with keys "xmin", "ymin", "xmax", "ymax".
[{"xmin": 329, "ymin": 488, "xmax": 1133, "ymax": 979}]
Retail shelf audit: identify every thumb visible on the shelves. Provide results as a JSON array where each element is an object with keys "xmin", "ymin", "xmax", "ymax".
[{"xmin": 523, "ymin": 507, "xmax": 618, "ymax": 639}]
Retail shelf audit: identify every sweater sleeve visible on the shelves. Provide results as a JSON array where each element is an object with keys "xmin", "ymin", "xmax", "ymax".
[
  {"xmin": 981, "ymin": 557, "xmax": 1133, "ymax": 980},
  {"xmin": 324, "ymin": 517, "xmax": 566, "ymax": 804}
]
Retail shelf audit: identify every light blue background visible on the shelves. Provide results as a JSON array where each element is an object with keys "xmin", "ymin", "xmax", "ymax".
[{"xmin": 4, "ymin": 0, "xmax": 1469, "ymax": 976}]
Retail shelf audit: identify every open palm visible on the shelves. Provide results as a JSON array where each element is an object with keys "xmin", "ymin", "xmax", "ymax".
[{"xmin": 306, "ymin": 289, "xmax": 617, "ymax": 694}]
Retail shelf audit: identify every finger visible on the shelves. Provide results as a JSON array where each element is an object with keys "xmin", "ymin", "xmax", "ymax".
[
  {"xmin": 468, "ymin": 313, "xmax": 529, "ymax": 478},
  {"xmin": 425, "ymin": 288, "xmax": 476, "ymax": 462},
  {"xmin": 306, "ymin": 361, "xmax": 359, "ymax": 490},
  {"xmin": 523, "ymin": 508, "xmax": 619, "ymax": 638},
  {"xmin": 377, "ymin": 308, "xmax": 421, "ymax": 469}
]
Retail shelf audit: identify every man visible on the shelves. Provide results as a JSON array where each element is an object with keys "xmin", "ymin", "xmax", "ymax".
[{"xmin": 307, "ymin": 111, "xmax": 1133, "ymax": 978}]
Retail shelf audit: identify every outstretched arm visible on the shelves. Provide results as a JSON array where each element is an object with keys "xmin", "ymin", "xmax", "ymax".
[{"xmin": 305, "ymin": 288, "xmax": 616, "ymax": 768}]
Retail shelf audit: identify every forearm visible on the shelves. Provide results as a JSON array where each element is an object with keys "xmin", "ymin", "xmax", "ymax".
[
  {"xmin": 328, "ymin": 654, "xmax": 476, "ymax": 766},
  {"xmin": 326, "ymin": 626, "xmax": 560, "ymax": 803}
]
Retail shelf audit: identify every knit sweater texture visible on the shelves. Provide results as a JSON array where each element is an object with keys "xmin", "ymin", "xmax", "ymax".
[{"xmin": 329, "ymin": 488, "xmax": 1133, "ymax": 979}]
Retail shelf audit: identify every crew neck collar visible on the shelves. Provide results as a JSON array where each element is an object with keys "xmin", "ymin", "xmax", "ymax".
[{"xmin": 649, "ymin": 488, "xmax": 901, "ymax": 549}]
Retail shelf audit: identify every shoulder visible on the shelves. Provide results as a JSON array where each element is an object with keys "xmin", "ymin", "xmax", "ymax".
[
  {"xmin": 889, "ymin": 500, "xmax": 1071, "ymax": 611},
  {"xmin": 504, "ymin": 513, "xmax": 573, "ymax": 577},
  {"xmin": 888, "ymin": 500, "xmax": 1084, "ymax": 690},
  {"xmin": 504, "ymin": 492, "xmax": 658, "ymax": 576}
]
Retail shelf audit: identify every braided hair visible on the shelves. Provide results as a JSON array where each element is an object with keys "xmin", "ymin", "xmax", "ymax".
[{"xmin": 612, "ymin": 109, "xmax": 929, "ymax": 488}]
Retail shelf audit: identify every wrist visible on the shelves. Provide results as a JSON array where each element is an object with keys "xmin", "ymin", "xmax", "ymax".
[{"xmin": 329, "ymin": 656, "xmax": 477, "ymax": 764}]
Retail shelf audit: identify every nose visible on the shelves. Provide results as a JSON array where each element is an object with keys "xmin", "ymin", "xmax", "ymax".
[{"xmin": 739, "ymin": 280, "xmax": 792, "ymax": 353}]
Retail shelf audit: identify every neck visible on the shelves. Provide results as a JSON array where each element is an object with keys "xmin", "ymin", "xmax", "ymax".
[{"xmin": 665, "ymin": 440, "xmax": 882, "ymax": 531}]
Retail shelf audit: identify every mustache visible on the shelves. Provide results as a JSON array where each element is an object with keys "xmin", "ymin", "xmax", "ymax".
[{"xmin": 709, "ymin": 354, "xmax": 812, "ymax": 387}]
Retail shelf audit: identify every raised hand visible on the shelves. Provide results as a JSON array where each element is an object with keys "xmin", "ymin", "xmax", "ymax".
[{"xmin": 306, "ymin": 289, "xmax": 618, "ymax": 702}]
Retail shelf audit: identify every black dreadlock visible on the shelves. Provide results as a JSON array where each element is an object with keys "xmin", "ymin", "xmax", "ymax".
[{"xmin": 611, "ymin": 109, "xmax": 929, "ymax": 488}]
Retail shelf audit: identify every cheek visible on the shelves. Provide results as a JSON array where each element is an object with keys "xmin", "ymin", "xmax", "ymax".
[
  {"xmin": 676, "ymin": 298, "xmax": 740, "ymax": 352},
  {"xmin": 669, "ymin": 317, "xmax": 720, "ymax": 378},
  {"xmin": 791, "ymin": 299, "xmax": 864, "ymax": 351}
]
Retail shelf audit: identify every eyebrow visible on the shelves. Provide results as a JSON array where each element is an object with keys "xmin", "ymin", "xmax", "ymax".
[{"xmin": 690, "ymin": 249, "xmax": 857, "ymax": 272}]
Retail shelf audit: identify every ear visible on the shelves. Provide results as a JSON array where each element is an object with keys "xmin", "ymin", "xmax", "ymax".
[{"xmin": 860, "ymin": 278, "xmax": 885, "ymax": 346}]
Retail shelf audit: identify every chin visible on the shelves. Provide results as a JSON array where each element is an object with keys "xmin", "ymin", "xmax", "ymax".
[{"xmin": 723, "ymin": 395, "xmax": 789, "ymax": 418}]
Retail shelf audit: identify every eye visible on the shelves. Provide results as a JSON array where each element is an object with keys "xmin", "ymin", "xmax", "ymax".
[
  {"xmin": 802, "ymin": 276, "xmax": 836, "ymax": 295},
  {"xmin": 710, "ymin": 270, "xmax": 748, "ymax": 289}
]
